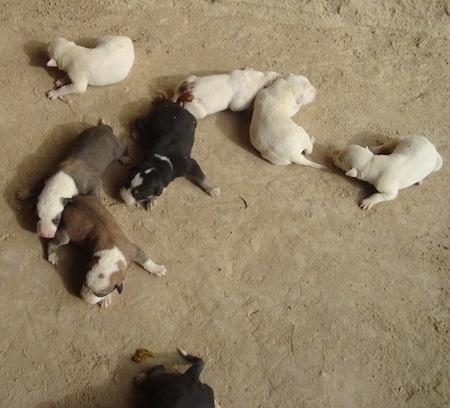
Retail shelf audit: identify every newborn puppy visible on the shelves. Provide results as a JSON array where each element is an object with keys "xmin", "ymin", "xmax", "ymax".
[
  {"xmin": 134, "ymin": 348, "xmax": 219, "ymax": 408},
  {"xmin": 46, "ymin": 35, "xmax": 134, "ymax": 99},
  {"xmin": 249, "ymin": 74, "xmax": 325, "ymax": 168},
  {"xmin": 16, "ymin": 121, "xmax": 129, "ymax": 238},
  {"xmin": 47, "ymin": 195, "xmax": 166, "ymax": 308},
  {"xmin": 332, "ymin": 135, "xmax": 443, "ymax": 209},
  {"xmin": 120, "ymin": 98, "xmax": 220, "ymax": 209},
  {"xmin": 172, "ymin": 68, "xmax": 281, "ymax": 119}
]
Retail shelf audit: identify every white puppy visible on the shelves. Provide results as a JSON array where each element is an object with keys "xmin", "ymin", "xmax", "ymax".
[
  {"xmin": 172, "ymin": 68, "xmax": 281, "ymax": 119},
  {"xmin": 249, "ymin": 74, "xmax": 325, "ymax": 168},
  {"xmin": 46, "ymin": 35, "xmax": 134, "ymax": 99},
  {"xmin": 332, "ymin": 135, "xmax": 443, "ymax": 209}
]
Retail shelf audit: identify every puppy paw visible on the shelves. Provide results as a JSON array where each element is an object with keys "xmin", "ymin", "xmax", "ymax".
[
  {"xmin": 143, "ymin": 261, "xmax": 167, "ymax": 277},
  {"xmin": 144, "ymin": 197, "xmax": 158, "ymax": 210},
  {"xmin": 119, "ymin": 155, "xmax": 131, "ymax": 166},
  {"xmin": 359, "ymin": 198, "xmax": 375, "ymax": 210},
  {"xmin": 98, "ymin": 294, "xmax": 112, "ymax": 309},
  {"xmin": 207, "ymin": 186, "xmax": 221, "ymax": 197},
  {"xmin": 134, "ymin": 372, "xmax": 148, "ymax": 386},
  {"xmin": 54, "ymin": 79, "xmax": 64, "ymax": 88},
  {"xmin": 47, "ymin": 252, "xmax": 59, "ymax": 265},
  {"xmin": 46, "ymin": 90, "xmax": 60, "ymax": 100},
  {"xmin": 15, "ymin": 188, "xmax": 32, "ymax": 200},
  {"xmin": 130, "ymin": 130, "xmax": 141, "ymax": 141}
]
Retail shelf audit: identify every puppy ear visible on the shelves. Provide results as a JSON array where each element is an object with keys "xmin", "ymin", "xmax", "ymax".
[
  {"xmin": 115, "ymin": 282, "xmax": 123, "ymax": 294},
  {"xmin": 61, "ymin": 197, "xmax": 74, "ymax": 206},
  {"xmin": 345, "ymin": 167, "xmax": 358, "ymax": 178},
  {"xmin": 47, "ymin": 58, "xmax": 58, "ymax": 67}
]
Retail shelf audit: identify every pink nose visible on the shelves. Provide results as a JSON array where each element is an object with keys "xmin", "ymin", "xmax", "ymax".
[{"xmin": 37, "ymin": 222, "xmax": 56, "ymax": 239}]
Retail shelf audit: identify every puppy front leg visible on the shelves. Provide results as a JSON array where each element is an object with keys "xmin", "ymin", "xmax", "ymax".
[
  {"xmin": 360, "ymin": 191, "xmax": 398, "ymax": 210},
  {"xmin": 47, "ymin": 79, "xmax": 88, "ymax": 100},
  {"xmin": 47, "ymin": 227, "xmax": 71, "ymax": 264},
  {"xmin": 188, "ymin": 159, "xmax": 221, "ymax": 197},
  {"xmin": 134, "ymin": 245, "xmax": 167, "ymax": 277},
  {"xmin": 55, "ymin": 75, "xmax": 71, "ymax": 88},
  {"xmin": 16, "ymin": 178, "xmax": 45, "ymax": 200}
]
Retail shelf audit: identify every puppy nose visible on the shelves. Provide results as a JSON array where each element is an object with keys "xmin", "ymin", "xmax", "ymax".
[{"xmin": 37, "ymin": 223, "xmax": 56, "ymax": 239}]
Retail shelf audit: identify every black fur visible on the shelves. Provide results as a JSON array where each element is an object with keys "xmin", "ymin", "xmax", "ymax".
[
  {"xmin": 134, "ymin": 349, "xmax": 215, "ymax": 408},
  {"xmin": 123, "ymin": 98, "xmax": 211, "ymax": 205}
]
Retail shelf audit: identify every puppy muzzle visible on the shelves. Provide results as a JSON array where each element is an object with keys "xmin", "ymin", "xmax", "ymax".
[
  {"xmin": 37, "ymin": 221, "xmax": 57, "ymax": 239},
  {"xmin": 80, "ymin": 285, "xmax": 107, "ymax": 305},
  {"xmin": 120, "ymin": 187, "xmax": 137, "ymax": 205}
]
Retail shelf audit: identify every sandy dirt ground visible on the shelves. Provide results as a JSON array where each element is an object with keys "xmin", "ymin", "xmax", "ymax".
[{"xmin": 0, "ymin": 1, "xmax": 449, "ymax": 407}]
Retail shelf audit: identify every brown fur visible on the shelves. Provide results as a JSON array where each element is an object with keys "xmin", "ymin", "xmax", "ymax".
[{"xmin": 61, "ymin": 195, "xmax": 139, "ymax": 264}]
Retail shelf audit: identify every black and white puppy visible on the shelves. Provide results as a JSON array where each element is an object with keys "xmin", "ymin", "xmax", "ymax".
[
  {"xmin": 120, "ymin": 98, "xmax": 220, "ymax": 209},
  {"xmin": 134, "ymin": 348, "xmax": 219, "ymax": 408}
]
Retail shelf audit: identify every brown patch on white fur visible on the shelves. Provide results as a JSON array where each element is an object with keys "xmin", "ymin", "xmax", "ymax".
[{"xmin": 46, "ymin": 195, "xmax": 166, "ymax": 307}]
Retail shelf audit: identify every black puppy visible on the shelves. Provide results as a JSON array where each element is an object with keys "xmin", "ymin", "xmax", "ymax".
[
  {"xmin": 134, "ymin": 348, "xmax": 219, "ymax": 408},
  {"xmin": 120, "ymin": 98, "xmax": 220, "ymax": 209}
]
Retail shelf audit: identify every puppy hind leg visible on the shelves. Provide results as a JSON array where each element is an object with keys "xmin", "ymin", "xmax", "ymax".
[
  {"xmin": 303, "ymin": 136, "xmax": 316, "ymax": 155},
  {"xmin": 188, "ymin": 159, "xmax": 221, "ymax": 196},
  {"xmin": 54, "ymin": 75, "xmax": 71, "ymax": 88},
  {"xmin": 134, "ymin": 245, "xmax": 167, "ymax": 277},
  {"xmin": 178, "ymin": 348, "xmax": 205, "ymax": 380},
  {"xmin": 47, "ymin": 227, "xmax": 71, "ymax": 265}
]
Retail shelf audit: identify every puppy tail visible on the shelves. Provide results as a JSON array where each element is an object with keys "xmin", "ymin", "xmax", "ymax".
[
  {"xmin": 177, "ymin": 348, "xmax": 205, "ymax": 380},
  {"xmin": 292, "ymin": 155, "xmax": 327, "ymax": 169}
]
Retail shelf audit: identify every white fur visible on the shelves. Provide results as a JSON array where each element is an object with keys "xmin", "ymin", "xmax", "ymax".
[
  {"xmin": 332, "ymin": 135, "xmax": 443, "ymax": 209},
  {"xmin": 46, "ymin": 36, "xmax": 134, "ymax": 99},
  {"xmin": 172, "ymin": 69, "xmax": 281, "ymax": 119},
  {"xmin": 120, "ymin": 187, "xmax": 136, "ymax": 205},
  {"xmin": 154, "ymin": 154, "xmax": 174, "ymax": 171},
  {"xmin": 81, "ymin": 247, "xmax": 126, "ymax": 306},
  {"xmin": 131, "ymin": 173, "xmax": 144, "ymax": 188},
  {"xmin": 249, "ymin": 74, "xmax": 325, "ymax": 168},
  {"xmin": 36, "ymin": 171, "xmax": 78, "ymax": 238},
  {"xmin": 142, "ymin": 259, "xmax": 167, "ymax": 277},
  {"xmin": 119, "ymin": 173, "xmax": 144, "ymax": 205}
]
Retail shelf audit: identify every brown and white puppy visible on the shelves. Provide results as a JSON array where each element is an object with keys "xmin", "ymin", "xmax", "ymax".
[
  {"xmin": 172, "ymin": 68, "xmax": 281, "ymax": 119},
  {"xmin": 332, "ymin": 135, "xmax": 443, "ymax": 209},
  {"xmin": 134, "ymin": 348, "xmax": 219, "ymax": 408},
  {"xmin": 46, "ymin": 36, "xmax": 134, "ymax": 99},
  {"xmin": 47, "ymin": 195, "xmax": 166, "ymax": 308},
  {"xmin": 249, "ymin": 74, "xmax": 325, "ymax": 168},
  {"xmin": 16, "ymin": 121, "xmax": 129, "ymax": 238}
]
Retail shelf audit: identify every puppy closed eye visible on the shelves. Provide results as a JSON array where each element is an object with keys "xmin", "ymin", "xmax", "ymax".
[{"xmin": 51, "ymin": 214, "xmax": 61, "ymax": 227}]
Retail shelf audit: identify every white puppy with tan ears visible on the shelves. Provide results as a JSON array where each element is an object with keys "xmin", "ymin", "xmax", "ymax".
[
  {"xmin": 46, "ymin": 35, "xmax": 134, "ymax": 99},
  {"xmin": 249, "ymin": 74, "xmax": 325, "ymax": 169},
  {"xmin": 172, "ymin": 68, "xmax": 281, "ymax": 119},
  {"xmin": 332, "ymin": 135, "xmax": 443, "ymax": 210}
]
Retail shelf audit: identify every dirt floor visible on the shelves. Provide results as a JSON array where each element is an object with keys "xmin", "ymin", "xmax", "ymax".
[{"xmin": 0, "ymin": 1, "xmax": 449, "ymax": 407}]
